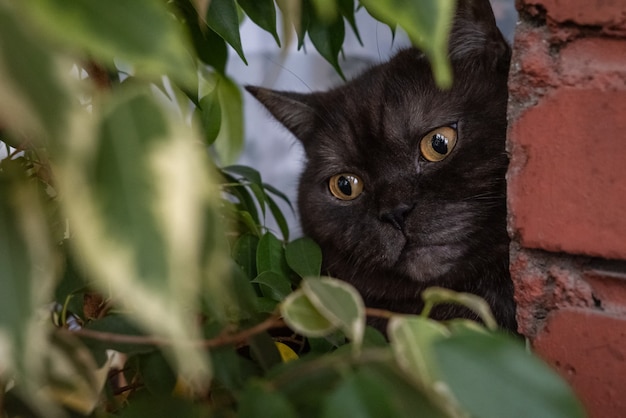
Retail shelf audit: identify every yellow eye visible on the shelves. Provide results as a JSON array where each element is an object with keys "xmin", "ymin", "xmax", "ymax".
[
  {"xmin": 419, "ymin": 126, "xmax": 458, "ymax": 162},
  {"xmin": 329, "ymin": 174, "xmax": 363, "ymax": 200}
]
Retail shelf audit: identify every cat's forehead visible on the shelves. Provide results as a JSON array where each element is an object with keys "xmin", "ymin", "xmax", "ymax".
[{"xmin": 317, "ymin": 55, "xmax": 465, "ymax": 149}]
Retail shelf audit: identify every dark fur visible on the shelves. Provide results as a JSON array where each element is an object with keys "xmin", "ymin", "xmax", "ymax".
[{"xmin": 247, "ymin": 0, "xmax": 517, "ymax": 331}]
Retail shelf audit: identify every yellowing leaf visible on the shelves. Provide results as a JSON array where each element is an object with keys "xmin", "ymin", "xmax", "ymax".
[{"xmin": 275, "ymin": 342, "xmax": 299, "ymax": 362}]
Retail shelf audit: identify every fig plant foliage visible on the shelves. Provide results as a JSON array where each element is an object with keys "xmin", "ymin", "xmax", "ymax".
[{"xmin": 0, "ymin": 0, "xmax": 584, "ymax": 417}]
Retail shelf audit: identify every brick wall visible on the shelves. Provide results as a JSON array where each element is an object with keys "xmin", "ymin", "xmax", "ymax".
[{"xmin": 507, "ymin": 1, "xmax": 626, "ymax": 416}]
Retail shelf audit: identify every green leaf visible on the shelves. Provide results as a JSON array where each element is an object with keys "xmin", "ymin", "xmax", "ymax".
[
  {"xmin": 256, "ymin": 232, "xmax": 290, "ymax": 277},
  {"xmin": 338, "ymin": 0, "xmax": 362, "ymax": 45},
  {"xmin": 0, "ymin": 173, "xmax": 51, "ymax": 371},
  {"xmin": 175, "ymin": 0, "xmax": 228, "ymax": 73},
  {"xmin": 249, "ymin": 332, "xmax": 283, "ymax": 372},
  {"xmin": 322, "ymin": 364, "xmax": 448, "ymax": 418},
  {"xmin": 232, "ymin": 234, "xmax": 260, "ymax": 280},
  {"xmin": 224, "ymin": 165, "xmax": 267, "ymax": 218},
  {"xmin": 206, "ymin": 0, "xmax": 247, "ymax": 64},
  {"xmin": 213, "ymin": 73, "xmax": 244, "ymax": 164},
  {"xmin": 285, "ymin": 237, "xmax": 322, "ymax": 278},
  {"xmin": 263, "ymin": 182, "xmax": 294, "ymax": 213},
  {"xmin": 239, "ymin": 383, "xmax": 298, "ymax": 418},
  {"xmin": 322, "ymin": 369, "xmax": 399, "ymax": 418},
  {"xmin": 21, "ymin": 0, "xmax": 196, "ymax": 86},
  {"xmin": 58, "ymin": 89, "xmax": 214, "ymax": 383},
  {"xmin": 359, "ymin": 0, "xmax": 455, "ymax": 87},
  {"xmin": 311, "ymin": 0, "xmax": 338, "ymax": 22},
  {"xmin": 238, "ymin": 210, "xmax": 263, "ymax": 237},
  {"xmin": 281, "ymin": 289, "xmax": 336, "ymax": 337},
  {"xmin": 198, "ymin": 89, "xmax": 222, "ymax": 145},
  {"xmin": 302, "ymin": 277, "xmax": 365, "ymax": 350},
  {"xmin": 237, "ymin": 0, "xmax": 281, "ymax": 46},
  {"xmin": 91, "ymin": 93, "xmax": 169, "ymax": 286},
  {"xmin": 387, "ymin": 316, "xmax": 449, "ymax": 387},
  {"xmin": 265, "ymin": 191, "xmax": 290, "ymax": 241},
  {"xmin": 436, "ymin": 333, "xmax": 587, "ymax": 418},
  {"xmin": 307, "ymin": 4, "xmax": 346, "ymax": 79},
  {"xmin": 252, "ymin": 271, "xmax": 293, "ymax": 302},
  {"xmin": 421, "ymin": 287, "xmax": 498, "ymax": 331},
  {"xmin": 0, "ymin": 4, "xmax": 71, "ymax": 143},
  {"xmin": 117, "ymin": 391, "xmax": 209, "ymax": 418},
  {"xmin": 222, "ymin": 171, "xmax": 261, "ymax": 226},
  {"xmin": 138, "ymin": 350, "xmax": 178, "ymax": 396}
]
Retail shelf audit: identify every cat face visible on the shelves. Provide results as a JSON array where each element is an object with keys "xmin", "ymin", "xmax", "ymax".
[
  {"xmin": 247, "ymin": 0, "xmax": 515, "ymax": 327},
  {"xmin": 293, "ymin": 48, "xmax": 509, "ymax": 293}
]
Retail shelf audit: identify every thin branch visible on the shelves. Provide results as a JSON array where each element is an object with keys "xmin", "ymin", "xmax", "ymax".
[
  {"xmin": 365, "ymin": 307, "xmax": 397, "ymax": 320},
  {"xmin": 62, "ymin": 313, "xmax": 285, "ymax": 349}
]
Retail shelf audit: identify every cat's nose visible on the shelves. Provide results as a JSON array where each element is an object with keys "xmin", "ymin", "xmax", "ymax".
[{"xmin": 379, "ymin": 204, "xmax": 414, "ymax": 231}]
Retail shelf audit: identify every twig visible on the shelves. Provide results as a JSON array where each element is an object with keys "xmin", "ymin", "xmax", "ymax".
[
  {"xmin": 365, "ymin": 307, "xmax": 397, "ymax": 319},
  {"xmin": 62, "ymin": 313, "xmax": 285, "ymax": 349}
]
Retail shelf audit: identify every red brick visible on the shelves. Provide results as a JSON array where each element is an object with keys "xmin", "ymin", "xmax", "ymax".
[
  {"xmin": 508, "ymin": 87, "xmax": 626, "ymax": 259},
  {"xmin": 559, "ymin": 38, "xmax": 626, "ymax": 90},
  {"xmin": 533, "ymin": 308, "xmax": 626, "ymax": 418},
  {"xmin": 510, "ymin": 247, "xmax": 594, "ymax": 336},
  {"xmin": 585, "ymin": 267, "xmax": 626, "ymax": 314},
  {"xmin": 519, "ymin": 0, "xmax": 626, "ymax": 32}
]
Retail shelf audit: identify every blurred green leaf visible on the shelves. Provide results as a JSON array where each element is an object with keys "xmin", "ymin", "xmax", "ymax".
[
  {"xmin": 239, "ymin": 383, "xmax": 298, "ymax": 418},
  {"xmin": 249, "ymin": 332, "xmax": 283, "ymax": 371},
  {"xmin": 175, "ymin": 0, "xmax": 229, "ymax": 73},
  {"xmin": 285, "ymin": 237, "xmax": 322, "ymax": 278},
  {"xmin": 339, "ymin": 0, "xmax": 362, "ymax": 45},
  {"xmin": 252, "ymin": 271, "xmax": 292, "ymax": 302},
  {"xmin": 422, "ymin": 287, "xmax": 498, "ymax": 331},
  {"xmin": 0, "ymin": 175, "xmax": 41, "ymax": 369},
  {"xmin": 118, "ymin": 391, "xmax": 209, "ymax": 418},
  {"xmin": 302, "ymin": 277, "xmax": 365, "ymax": 352},
  {"xmin": 206, "ymin": 0, "xmax": 247, "ymax": 64},
  {"xmin": 321, "ymin": 368, "xmax": 400, "ymax": 418},
  {"xmin": 0, "ymin": 3, "xmax": 71, "ymax": 143},
  {"xmin": 232, "ymin": 234, "xmax": 260, "ymax": 280},
  {"xmin": 58, "ymin": 89, "xmax": 213, "ymax": 383},
  {"xmin": 359, "ymin": 0, "xmax": 455, "ymax": 87},
  {"xmin": 436, "ymin": 333, "xmax": 587, "ymax": 418},
  {"xmin": 21, "ymin": 0, "xmax": 196, "ymax": 86},
  {"xmin": 281, "ymin": 290, "xmax": 336, "ymax": 337},
  {"xmin": 311, "ymin": 0, "xmax": 338, "ymax": 22},
  {"xmin": 307, "ymin": 2, "xmax": 346, "ymax": 79},
  {"xmin": 237, "ymin": 0, "xmax": 281, "ymax": 46},
  {"xmin": 256, "ymin": 232, "xmax": 291, "ymax": 277},
  {"xmin": 92, "ymin": 94, "xmax": 169, "ymax": 285},
  {"xmin": 322, "ymin": 364, "xmax": 448, "ymax": 418},
  {"xmin": 302, "ymin": 278, "xmax": 365, "ymax": 350},
  {"xmin": 213, "ymin": 73, "xmax": 244, "ymax": 164},
  {"xmin": 198, "ymin": 89, "xmax": 222, "ymax": 145},
  {"xmin": 138, "ymin": 351, "xmax": 177, "ymax": 396},
  {"xmin": 387, "ymin": 316, "xmax": 449, "ymax": 387}
]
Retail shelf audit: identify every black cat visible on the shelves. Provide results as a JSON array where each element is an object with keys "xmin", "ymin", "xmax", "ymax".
[{"xmin": 247, "ymin": 0, "xmax": 517, "ymax": 331}]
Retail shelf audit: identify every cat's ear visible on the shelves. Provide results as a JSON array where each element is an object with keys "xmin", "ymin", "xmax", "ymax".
[
  {"xmin": 449, "ymin": 0, "xmax": 510, "ymax": 66},
  {"xmin": 245, "ymin": 86, "xmax": 317, "ymax": 140}
]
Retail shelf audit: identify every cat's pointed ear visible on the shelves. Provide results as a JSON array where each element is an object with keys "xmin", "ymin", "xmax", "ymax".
[
  {"xmin": 245, "ymin": 86, "xmax": 316, "ymax": 140},
  {"xmin": 449, "ymin": 0, "xmax": 510, "ymax": 66}
]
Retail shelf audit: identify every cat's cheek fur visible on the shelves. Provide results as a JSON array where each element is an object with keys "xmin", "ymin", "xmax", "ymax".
[{"xmin": 397, "ymin": 244, "xmax": 461, "ymax": 282}]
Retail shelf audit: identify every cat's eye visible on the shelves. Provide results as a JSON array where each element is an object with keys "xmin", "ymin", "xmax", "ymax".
[
  {"xmin": 419, "ymin": 126, "xmax": 458, "ymax": 162},
  {"xmin": 329, "ymin": 174, "xmax": 363, "ymax": 200}
]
